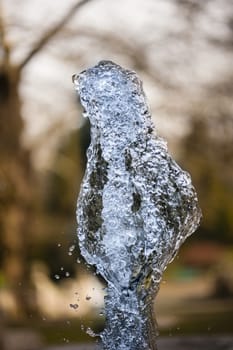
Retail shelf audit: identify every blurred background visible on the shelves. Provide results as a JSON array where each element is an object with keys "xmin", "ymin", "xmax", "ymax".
[{"xmin": 0, "ymin": 0, "xmax": 233, "ymax": 348}]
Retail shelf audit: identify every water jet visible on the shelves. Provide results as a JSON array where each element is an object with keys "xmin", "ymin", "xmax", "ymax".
[{"xmin": 73, "ymin": 61, "xmax": 201, "ymax": 350}]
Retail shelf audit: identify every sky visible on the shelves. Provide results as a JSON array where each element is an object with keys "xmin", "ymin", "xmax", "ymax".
[{"xmin": 3, "ymin": 0, "xmax": 233, "ymax": 167}]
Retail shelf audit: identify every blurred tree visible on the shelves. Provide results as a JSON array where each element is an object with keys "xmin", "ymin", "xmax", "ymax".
[
  {"xmin": 44, "ymin": 121, "xmax": 90, "ymax": 216},
  {"xmin": 0, "ymin": 0, "xmax": 93, "ymax": 318},
  {"xmin": 0, "ymin": 0, "xmax": 232, "ymax": 323},
  {"xmin": 180, "ymin": 100, "xmax": 233, "ymax": 243},
  {"xmin": 34, "ymin": 122, "xmax": 90, "ymax": 282}
]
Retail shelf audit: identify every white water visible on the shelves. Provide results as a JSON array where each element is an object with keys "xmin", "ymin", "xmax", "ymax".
[{"xmin": 74, "ymin": 61, "xmax": 201, "ymax": 350}]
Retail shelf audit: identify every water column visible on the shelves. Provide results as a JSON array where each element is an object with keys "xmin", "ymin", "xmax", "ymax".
[{"xmin": 73, "ymin": 61, "xmax": 201, "ymax": 350}]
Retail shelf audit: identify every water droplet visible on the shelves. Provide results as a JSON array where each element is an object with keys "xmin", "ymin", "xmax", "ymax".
[
  {"xmin": 57, "ymin": 243, "xmax": 61, "ymax": 247},
  {"xmin": 69, "ymin": 303, "xmax": 79, "ymax": 310},
  {"xmin": 60, "ymin": 267, "xmax": 64, "ymax": 271},
  {"xmin": 65, "ymin": 272, "xmax": 70, "ymax": 277},
  {"xmin": 54, "ymin": 274, "xmax": 60, "ymax": 280},
  {"xmin": 86, "ymin": 327, "xmax": 96, "ymax": 337},
  {"xmin": 68, "ymin": 244, "xmax": 75, "ymax": 255}
]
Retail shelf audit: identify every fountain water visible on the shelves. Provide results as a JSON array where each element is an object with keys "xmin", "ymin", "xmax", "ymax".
[{"xmin": 73, "ymin": 61, "xmax": 201, "ymax": 350}]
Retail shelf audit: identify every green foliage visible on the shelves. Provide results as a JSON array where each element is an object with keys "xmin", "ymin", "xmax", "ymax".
[
  {"xmin": 43, "ymin": 120, "xmax": 90, "ymax": 216},
  {"xmin": 180, "ymin": 112, "xmax": 233, "ymax": 243}
]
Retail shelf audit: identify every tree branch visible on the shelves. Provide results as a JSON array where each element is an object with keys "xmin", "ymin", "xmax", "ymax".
[
  {"xmin": 58, "ymin": 28, "xmax": 177, "ymax": 90},
  {"xmin": 18, "ymin": 0, "xmax": 93, "ymax": 71}
]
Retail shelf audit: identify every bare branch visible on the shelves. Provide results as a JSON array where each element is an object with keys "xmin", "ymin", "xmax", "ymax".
[
  {"xmin": 18, "ymin": 0, "xmax": 93, "ymax": 71},
  {"xmin": 56, "ymin": 28, "xmax": 177, "ymax": 90}
]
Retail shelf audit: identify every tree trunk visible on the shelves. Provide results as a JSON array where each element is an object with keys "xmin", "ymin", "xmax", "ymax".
[{"xmin": 0, "ymin": 65, "xmax": 36, "ymax": 318}]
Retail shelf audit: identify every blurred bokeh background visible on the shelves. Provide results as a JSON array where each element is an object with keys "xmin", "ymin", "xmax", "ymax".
[{"xmin": 0, "ymin": 0, "xmax": 233, "ymax": 348}]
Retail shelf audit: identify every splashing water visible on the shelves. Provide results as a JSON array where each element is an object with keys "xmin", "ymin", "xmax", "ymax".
[{"xmin": 73, "ymin": 61, "xmax": 201, "ymax": 350}]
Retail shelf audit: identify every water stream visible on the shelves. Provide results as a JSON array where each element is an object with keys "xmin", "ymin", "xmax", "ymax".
[{"xmin": 73, "ymin": 61, "xmax": 201, "ymax": 350}]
